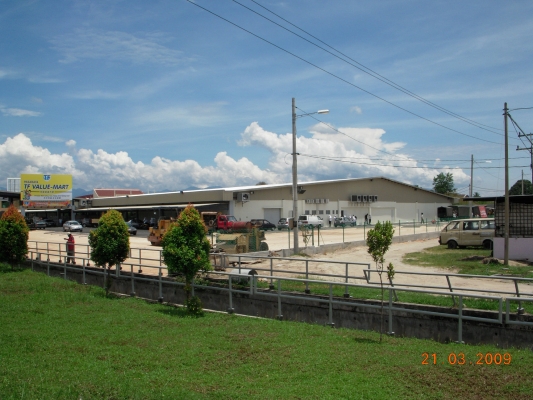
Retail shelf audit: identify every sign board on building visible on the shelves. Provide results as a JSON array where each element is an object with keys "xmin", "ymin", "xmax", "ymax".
[{"xmin": 20, "ymin": 174, "xmax": 72, "ymax": 209}]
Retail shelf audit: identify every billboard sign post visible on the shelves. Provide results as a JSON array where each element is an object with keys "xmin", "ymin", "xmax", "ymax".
[{"xmin": 20, "ymin": 174, "xmax": 73, "ymax": 209}]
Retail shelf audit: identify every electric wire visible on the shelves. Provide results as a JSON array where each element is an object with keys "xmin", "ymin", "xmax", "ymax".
[
  {"xmin": 301, "ymin": 110, "xmax": 513, "ymax": 167},
  {"xmin": 241, "ymin": 0, "xmax": 505, "ymax": 135},
  {"xmin": 298, "ymin": 153, "xmax": 529, "ymax": 170},
  {"xmin": 474, "ymin": 160, "xmax": 501, "ymax": 180},
  {"xmin": 509, "ymin": 107, "xmax": 533, "ymax": 111},
  {"xmin": 186, "ymin": 0, "xmax": 505, "ymax": 145}
]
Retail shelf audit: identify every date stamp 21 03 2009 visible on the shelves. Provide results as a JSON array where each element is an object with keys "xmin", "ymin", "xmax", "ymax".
[{"xmin": 422, "ymin": 352, "xmax": 512, "ymax": 366}]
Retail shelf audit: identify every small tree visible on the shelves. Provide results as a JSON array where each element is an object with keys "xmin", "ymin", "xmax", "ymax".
[
  {"xmin": 366, "ymin": 221, "xmax": 395, "ymax": 342},
  {"xmin": 0, "ymin": 205, "xmax": 29, "ymax": 266},
  {"xmin": 509, "ymin": 179, "xmax": 533, "ymax": 195},
  {"xmin": 162, "ymin": 205, "xmax": 211, "ymax": 311},
  {"xmin": 433, "ymin": 172, "xmax": 456, "ymax": 194},
  {"xmin": 88, "ymin": 210, "xmax": 130, "ymax": 295}
]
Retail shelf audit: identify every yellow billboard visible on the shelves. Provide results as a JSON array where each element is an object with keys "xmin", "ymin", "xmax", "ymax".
[{"xmin": 20, "ymin": 174, "xmax": 72, "ymax": 209}]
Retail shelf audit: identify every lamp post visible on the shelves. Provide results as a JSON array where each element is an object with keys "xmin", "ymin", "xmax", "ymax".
[{"xmin": 292, "ymin": 97, "xmax": 329, "ymax": 254}]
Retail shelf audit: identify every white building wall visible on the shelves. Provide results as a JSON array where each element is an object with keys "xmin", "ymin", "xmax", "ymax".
[
  {"xmin": 233, "ymin": 200, "xmax": 450, "ymax": 223},
  {"xmin": 494, "ymin": 237, "xmax": 533, "ymax": 261}
]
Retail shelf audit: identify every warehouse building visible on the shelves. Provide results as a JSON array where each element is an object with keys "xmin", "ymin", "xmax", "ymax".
[{"xmin": 74, "ymin": 177, "xmax": 454, "ymax": 224}]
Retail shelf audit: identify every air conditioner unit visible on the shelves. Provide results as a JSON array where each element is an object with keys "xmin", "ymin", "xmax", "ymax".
[
  {"xmin": 238, "ymin": 192, "xmax": 250, "ymax": 202},
  {"xmin": 80, "ymin": 200, "xmax": 87, "ymax": 207}
]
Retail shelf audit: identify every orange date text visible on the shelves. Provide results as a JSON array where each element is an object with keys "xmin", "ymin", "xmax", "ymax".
[{"xmin": 421, "ymin": 352, "xmax": 512, "ymax": 365}]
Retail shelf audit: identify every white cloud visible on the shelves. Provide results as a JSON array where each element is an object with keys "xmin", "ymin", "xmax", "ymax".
[
  {"xmin": 134, "ymin": 102, "xmax": 230, "ymax": 129},
  {"xmin": 350, "ymin": 106, "xmax": 362, "ymax": 114},
  {"xmin": 0, "ymin": 124, "xmax": 470, "ymax": 192},
  {"xmin": 238, "ymin": 122, "xmax": 470, "ymax": 186},
  {"xmin": 50, "ymin": 29, "xmax": 187, "ymax": 65},
  {"xmin": 1, "ymin": 108, "xmax": 42, "ymax": 117}
]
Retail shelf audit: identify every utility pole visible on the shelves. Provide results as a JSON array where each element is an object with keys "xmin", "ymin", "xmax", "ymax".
[
  {"xmin": 292, "ymin": 98, "xmax": 299, "ymax": 254},
  {"xmin": 522, "ymin": 170, "xmax": 524, "ymax": 195},
  {"xmin": 290, "ymin": 98, "xmax": 329, "ymax": 255},
  {"xmin": 470, "ymin": 154, "xmax": 473, "ymax": 216},
  {"xmin": 504, "ymin": 103, "xmax": 509, "ymax": 265}
]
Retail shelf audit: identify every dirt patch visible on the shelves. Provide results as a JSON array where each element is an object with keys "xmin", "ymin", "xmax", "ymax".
[{"xmin": 247, "ymin": 239, "xmax": 532, "ymax": 298}]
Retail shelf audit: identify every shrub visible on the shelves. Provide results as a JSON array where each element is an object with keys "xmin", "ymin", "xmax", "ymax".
[
  {"xmin": 88, "ymin": 210, "xmax": 130, "ymax": 295},
  {"xmin": 0, "ymin": 205, "xmax": 30, "ymax": 265},
  {"xmin": 162, "ymin": 205, "xmax": 211, "ymax": 306},
  {"xmin": 185, "ymin": 296, "xmax": 204, "ymax": 316},
  {"xmin": 366, "ymin": 221, "xmax": 395, "ymax": 342}
]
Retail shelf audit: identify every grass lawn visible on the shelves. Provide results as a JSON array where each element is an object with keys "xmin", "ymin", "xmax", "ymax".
[
  {"xmin": 1, "ymin": 265, "xmax": 533, "ymax": 399},
  {"xmin": 402, "ymin": 245, "xmax": 533, "ymax": 278}
]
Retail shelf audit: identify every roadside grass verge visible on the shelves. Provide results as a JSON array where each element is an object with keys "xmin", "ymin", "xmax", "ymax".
[
  {"xmin": 402, "ymin": 245, "xmax": 533, "ymax": 278},
  {"xmin": 1, "ymin": 265, "xmax": 533, "ymax": 399}
]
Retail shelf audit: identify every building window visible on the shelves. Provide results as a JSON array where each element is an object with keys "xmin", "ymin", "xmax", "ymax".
[
  {"xmin": 326, "ymin": 209, "xmax": 330, "ymax": 214},
  {"xmin": 318, "ymin": 210, "xmax": 324, "ymax": 215},
  {"xmin": 305, "ymin": 210, "xmax": 310, "ymax": 215},
  {"xmin": 312, "ymin": 210, "xmax": 317, "ymax": 215}
]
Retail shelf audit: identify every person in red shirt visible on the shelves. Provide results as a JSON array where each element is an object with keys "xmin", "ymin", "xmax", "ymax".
[{"xmin": 64, "ymin": 233, "xmax": 76, "ymax": 264}]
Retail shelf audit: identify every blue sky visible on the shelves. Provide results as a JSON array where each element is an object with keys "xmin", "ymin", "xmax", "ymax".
[{"xmin": 1, "ymin": 0, "xmax": 532, "ymax": 195}]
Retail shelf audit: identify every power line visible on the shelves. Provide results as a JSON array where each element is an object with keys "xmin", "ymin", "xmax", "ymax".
[
  {"xmin": 301, "ymin": 111, "xmax": 519, "ymax": 168},
  {"xmin": 296, "ymin": 155, "xmax": 528, "ymax": 162},
  {"xmin": 186, "ymin": 0, "xmax": 505, "ymax": 145},
  {"xmin": 241, "ymin": 0, "xmax": 505, "ymax": 136},
  {"xmin": 474, "ymin": 160, "xmax": 501, "ymax": 180},
  {"xmin": 298, "ymin": 153, "xmax": 529, "ymax": 170}
]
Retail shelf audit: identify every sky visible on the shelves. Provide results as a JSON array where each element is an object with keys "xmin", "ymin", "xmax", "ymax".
[{"xmin": 1, "ymin": 0, "xmax": 533, "ymax": 195}]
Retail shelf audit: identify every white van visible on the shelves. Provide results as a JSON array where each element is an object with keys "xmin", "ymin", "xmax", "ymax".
[{"xmin": 298, "ymin": 215, "xmax": 324, "ymax": 227}]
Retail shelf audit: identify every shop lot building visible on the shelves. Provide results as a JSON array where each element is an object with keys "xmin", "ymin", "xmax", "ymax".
[{"xmin": 70, "ymin": 177, "xmax": 454, "ymax": 225}]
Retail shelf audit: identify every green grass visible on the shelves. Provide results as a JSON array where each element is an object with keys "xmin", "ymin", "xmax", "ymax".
[
  {"xmin": 1, "ymin": 265, "xmax": 533, "ymax": 399},
  {"xmin": 403, "ymin": 245, "xmax": 533, "ymax": 278},
  {"xmin": 255, "ymin": 278, "xmax": 533, "ymax": 315}
]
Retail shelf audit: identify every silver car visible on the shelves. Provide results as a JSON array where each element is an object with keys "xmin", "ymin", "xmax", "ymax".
[
  {"xmin": 126, "ymin": 221, "xmax": 137, "ymax": 235},
  {"xmin": 63, "ymin": 220, "xmax": 83, "ymax": 232}
]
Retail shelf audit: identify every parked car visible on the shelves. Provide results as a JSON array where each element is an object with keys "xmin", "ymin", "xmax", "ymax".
[
  {"xmin": 334, "ymin": 216, "xmax": 356, "ymax": 227},
  {"xmin": 439, "ymin": 218, "xmax": 495, "ymax": 249},
  {"xmin": 250, "ymin": 219, "xmax": 276, "ymax": 231},
  {"xmin": 26, "ymin": 218, "xmax": 46, "ymax": 230},
  {"xmin": 298, "ymin": 215, "xmax": 324, "ymax": 227},
  {"xmin": 277, "ymin": 218, "xmax": 291, "ymax": 230},
  {"xmin": 43, "ymin": 219, "xmax": 57, "ymax": 227},
  {"xmin": 63, "ymin": 220, "xmax": 83, "ymax": 232},
  {"xmin": 126, "ymin": 221, "xmax": 137, "ymax": 235},
  {"xmin": 127, "ymin": 219, "xmax": 141, "ymax": 229}
]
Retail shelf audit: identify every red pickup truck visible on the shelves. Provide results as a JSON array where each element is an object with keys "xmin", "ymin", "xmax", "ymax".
[{"xmin": 214, "ymin": 215, "xmax": 250, "ymax": 232}]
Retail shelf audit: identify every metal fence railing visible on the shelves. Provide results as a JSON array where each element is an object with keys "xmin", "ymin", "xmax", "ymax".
[
  {"xmin": 26, "ymin": 250, "xmax": 533, "ymax": 344},
  {"xmin": 26, "ymin": 241, "xmax": 533, "ymax": 307}
]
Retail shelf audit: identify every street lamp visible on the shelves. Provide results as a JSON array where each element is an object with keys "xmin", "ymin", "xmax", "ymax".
[{"xmin": 292, "ymin": 97, "xmax": 329, "ymax": 254}]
